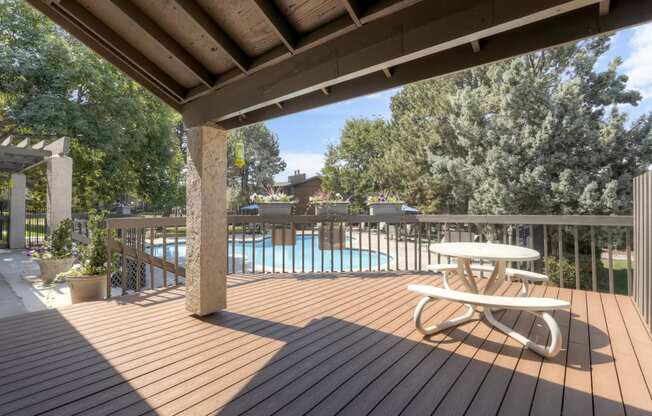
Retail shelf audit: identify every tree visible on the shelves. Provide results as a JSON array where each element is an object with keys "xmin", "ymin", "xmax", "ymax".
[
  {"xmin": 227, "ymin": 123, "xmax": 286, "ymax": 207},
  {"xmin": 321, "ymin": 118, "xmax": 389, "ymax": 213},
  {"xmin": 381, "ymin": 36, "xmax": 652, "ymax": 215},
  {"xmin": 0, "ymin": 0, "xmax": 184, "ymax": 213}
]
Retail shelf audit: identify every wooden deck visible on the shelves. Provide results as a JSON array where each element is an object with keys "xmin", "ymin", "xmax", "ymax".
[{"xmin": 1, "ymin": 272, "xmax": 651, "ymax": 416}]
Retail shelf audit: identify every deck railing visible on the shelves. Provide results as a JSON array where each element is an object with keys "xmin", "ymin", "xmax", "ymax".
[{"xmin": 104, "ymin": 214, "xmax": 633, "ymax": 297}]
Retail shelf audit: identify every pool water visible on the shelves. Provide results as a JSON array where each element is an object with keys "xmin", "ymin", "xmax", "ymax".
[{"xmin": 151, "ymin": 234, "xmax": 390, "ymax": 272}]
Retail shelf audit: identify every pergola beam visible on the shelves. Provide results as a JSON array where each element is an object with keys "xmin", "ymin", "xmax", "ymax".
[
  {"xmin": 183, "ymin": 0, "xmax": 605, "ymax": 126},
  {"xmin": 173, "ymin": 0, "xmax": 250, "ymax": 73},
  {"xmin": 216, "ymin": 0, "xmax": 652, "ymax": 129},
  {"xmin": 109, "ymin": 0, "xmax": 214, "ymax": 88},
  {"xmin": 251, "ymin": 0, "xmax": 297, "ymax": 53}
]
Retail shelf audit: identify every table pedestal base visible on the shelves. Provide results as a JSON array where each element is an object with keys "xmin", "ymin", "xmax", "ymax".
[{"xmin": 413, "ymin": 297, "xmax": 562, "ymax": 358}]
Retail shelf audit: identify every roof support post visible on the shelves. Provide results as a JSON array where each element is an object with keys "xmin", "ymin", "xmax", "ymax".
[
  {"xmin": 185, "ymin": 124, "xmax": 227, "ymax": 316},
  {"xmin": 46, "ymin": 155, "xmax": 72, "ymax": 235},
  {"xmin": 9, "ymin": 173, "xmax": 26, "ymax": 249}
]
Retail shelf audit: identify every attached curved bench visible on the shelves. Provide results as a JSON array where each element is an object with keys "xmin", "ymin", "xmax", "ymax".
[
  {"xmin": 408, "ymin": 284, "xmax": 570, "ymax": 358},
  {"xmin": 426, "ymin": 263, "xmax": 548, "ymax": 296}
]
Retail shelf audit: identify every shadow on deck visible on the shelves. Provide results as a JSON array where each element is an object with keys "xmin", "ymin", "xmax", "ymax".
[{"xmin": 0, "ymin": 272, "xmax": 650, "ymax": 415}]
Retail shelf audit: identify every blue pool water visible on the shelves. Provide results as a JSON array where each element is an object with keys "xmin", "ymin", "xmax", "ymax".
[{"xmin": 151, "ymin": 234, "xmax": 390, "ymax": 272}]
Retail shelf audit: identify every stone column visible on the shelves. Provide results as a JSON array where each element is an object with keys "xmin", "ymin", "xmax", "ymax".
[
  {"xmin": 185, "ymin": 124, "xmax": 228, "ymax": 316},
  {"xmin": 9, "ymin": 173, "xmax": 26, "ymax": 249},
  {"xmin": 46, "ymin": 155, "xmax": 72, "ymax": 233}
]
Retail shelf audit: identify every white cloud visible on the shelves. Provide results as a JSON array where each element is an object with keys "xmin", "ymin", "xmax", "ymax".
[
  {"xmin": 275, "ymin": 152, "xmax": 325, "ymax": 181},
  {"xmin": 623, "ymin": 24, "xmax": 652, "ymax": 99}
]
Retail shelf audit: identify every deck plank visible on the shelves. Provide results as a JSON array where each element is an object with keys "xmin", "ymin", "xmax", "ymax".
[
  {"xmin": 601, "ymin": 292, "xmax": 652, "ymax": 416},
  {"xmin": 562, "ymin": 289, "xmax": 593, "ymax": 415},
  {"xmin": 378, "ymin": 283, "xmax": 520, "ymax": 416},
  {"xmin": 0, "ymin": 273, "xmax": 648, "ymax": 416},
  {"xmin": 0, "ymin": 275, "xmax": 415, "ymax": 414},
  {"xmin": 9, "ymin": 274, "xmax": 425, "ymax": 416},
  {"xmin": 456, "ymin": 284, "xmax": 545, "ymax": 416},
  {"xmin": 586, "ymin": 290, "xmax": 625, "ymax": 416}
]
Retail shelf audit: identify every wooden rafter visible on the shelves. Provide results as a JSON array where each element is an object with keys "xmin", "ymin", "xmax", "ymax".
[
  {"xmin": 216, "ymin": 0, "xmax": 652, "ymax": 129},
  {"xmin": 183, "ymin": 0, "xmax": 608, "ymax": 126},
  {"xmin": 251, "ymin": 0, "xmax": 296, "ymax": 53},
  {"xmin": 56, "ymin": 0, "xmax": 185, "ymax": 100},
  {"xmin": 599, "ymin": 0, "xmax": 611, "ymax": 15},
  {"xmin": 471, "ymin": 39, "xmax": 482, "ymax": 52},
  {"xmin": 173, "ymin": 0, "xmax": 250, "ymax": 73},
  {"xmin": 109, "ymin": 0, "xmax": 214, "ymax": 87},
  {"xmin": 341, "ymin": 0, "xmax": 363, "ymax": 27}
]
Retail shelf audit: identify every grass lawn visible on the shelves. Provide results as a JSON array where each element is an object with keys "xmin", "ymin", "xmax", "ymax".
[{"xmin": 601, "ymin": 258, "xmax": 630, "ymax": 295}]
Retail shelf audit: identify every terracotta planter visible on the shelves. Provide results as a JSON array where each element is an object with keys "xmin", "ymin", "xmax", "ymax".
[
  {"xmin": 67, "ymin": 274, "xmax": 107, "ymax": 304},
  {"xmin": 314, "ymin": 202, "xmax": 349, "ymax": 216},
  {"xmin": 368, "ymin": 202, "xmax": 404, "ymax": 216},
  {"xmin": 35, "ymin": 257, "xmax": 74, "ymax": 284},
  {"xmin": 257, "ymin": 202, "xmax": 294, "ymax": 216}
]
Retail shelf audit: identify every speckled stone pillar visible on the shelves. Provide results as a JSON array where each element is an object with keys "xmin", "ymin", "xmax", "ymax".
[
  {"xmin": 185, "ymin": 124, "xmax": 227, "ymax": 316},
  {"xmin": 9, "ymin": 173, "xmax": 26, "ymax": 249},
  {"xmin": 46, "ymin": 155, "xmax": 72, "ymax": 234}
]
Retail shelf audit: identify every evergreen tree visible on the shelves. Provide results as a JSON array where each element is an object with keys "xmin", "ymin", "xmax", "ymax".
[{"xmin": 379, "ymin": 37, "xmax": 652, "ymax": 214}]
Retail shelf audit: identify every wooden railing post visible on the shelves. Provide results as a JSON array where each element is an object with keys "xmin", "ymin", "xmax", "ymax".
[{"xmin": 634, "ymin": 172, "xmax": 652, "ymax": 329}]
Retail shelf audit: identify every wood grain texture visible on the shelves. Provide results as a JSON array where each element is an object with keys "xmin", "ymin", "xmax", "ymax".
[{"xmin": 0, "ymin": 273, "xmax": 650, "ymax": 415}]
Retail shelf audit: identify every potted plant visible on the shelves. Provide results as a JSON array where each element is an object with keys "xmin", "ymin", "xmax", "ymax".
[
  {"xmin": 30, "ymin": 219, "xmax": 74, "ymax": 285},
  {"xmin": 58, "ymin": 210, "xmax": 109, "ymax": 303},
  {"xmin": 309, "ymin": 191, "xmax": 350, "ymax": 216},
  {"xmin": 250, "ymin": 187, "xmax": 296, "ymax": 216},
  {"xmin": 367, "ymin": 191, "xmax": 404, "ymax": 216}
]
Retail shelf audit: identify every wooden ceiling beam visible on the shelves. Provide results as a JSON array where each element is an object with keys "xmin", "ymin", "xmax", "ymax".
[
  {"xmin": 109, "ymin": 0, "xmax": 214, "ymax": 87},
  {"xmin": 173, "ymin": 0, "xmax": 250, "ymax": 73},
  {"xmin": 56, "ymin": 0, "xmax": 186, "ymax": 100},
  {"xmin": 218, "ymin": 1, "xmax": 650, "ymax": 129},
  {"xmin": 183, "ymin": 0, "xmax": 607, "ymax": 126},
  {"xmin": 470, "ymin": 39, "xmax": 482, "ymax": 52},
  {"xmin": 251, "ymin": 0, "xmax": 297, "ymax": 53},
  {"xmin": 182, "ymin": 0, "xmax": 417, "ymax": 102},
  {"xmin": 342, "ymin": 0, "xmax": 363, "ymax": 27}
]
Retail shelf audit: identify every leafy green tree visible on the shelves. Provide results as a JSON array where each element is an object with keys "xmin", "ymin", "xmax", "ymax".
[
  {"xmin": 227, "ymin": 123, "xmax": 286, "ymax": 206},
  {"xmin": 0, "ymin": 0, "xmax": 184, "ymax": 213},
  {"xmin": 321, "ymin": 118, "xmax": 389, "ymax": 213},
  {"xmin": 381, "ymin": 37, "xmax": 652, "ymax": 215}
]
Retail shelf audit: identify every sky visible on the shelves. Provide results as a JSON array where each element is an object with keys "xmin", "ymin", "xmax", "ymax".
[{"xmin": 269, "ymin": 22, "xmax": 652, "ymax": 182}]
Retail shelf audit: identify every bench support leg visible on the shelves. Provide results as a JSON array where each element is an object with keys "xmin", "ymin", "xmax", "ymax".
[
  {"xmin": 414, "ymin": 296, "xmax": 475, "ymax": 335},
  {"xmin": 484, "ymin": 308, "xmax": 562, "ymax": 357}
]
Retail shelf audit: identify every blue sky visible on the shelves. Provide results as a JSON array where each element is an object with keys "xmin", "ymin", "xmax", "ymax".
[{"xmin": 270, "ymin": 22, "xmax": 652, "ymax": 181}]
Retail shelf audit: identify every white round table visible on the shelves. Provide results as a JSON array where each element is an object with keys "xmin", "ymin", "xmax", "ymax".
[
  {"xmin": 419, "ymin": 242, "xmax": 563, "ymax": 357},
  {"xmin": 429, "ymin": 242, "xmax": 540, "ymax": 295}
]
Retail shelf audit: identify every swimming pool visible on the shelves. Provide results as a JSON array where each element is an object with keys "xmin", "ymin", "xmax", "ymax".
[{"xmin": 151, "ymin": 234, "xmax": 390, "ymax": 272}]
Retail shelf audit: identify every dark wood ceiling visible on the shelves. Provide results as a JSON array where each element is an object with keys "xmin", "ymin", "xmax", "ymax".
[{"xmin": 27, "ymin": 0, "xmax": 652, "ymax": 129}]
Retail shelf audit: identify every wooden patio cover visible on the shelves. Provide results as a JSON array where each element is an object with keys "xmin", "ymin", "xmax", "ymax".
[{"xmin": 27, "ymin": 0, "xmax": 652, "ymax": 129}]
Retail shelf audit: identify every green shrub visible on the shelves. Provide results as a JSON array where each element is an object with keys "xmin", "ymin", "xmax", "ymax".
[
  {"xmin": 31, "ymin": 218, "xmax": 73, "ymax": 259},
  {"xmin": 544, "ymin": 255, "xmax": 605, "ymax": 290},
  {"xmin": 59, "ymin": 210, "xmax": 111, "ymax": 277}
]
